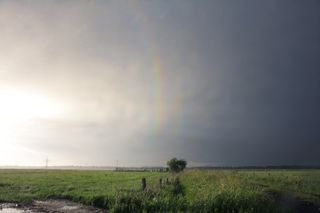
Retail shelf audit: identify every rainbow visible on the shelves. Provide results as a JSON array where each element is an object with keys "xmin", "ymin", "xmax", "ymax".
[{"xmin": 127, "ymin": 0, "xmax": 182, "ymax": 132}]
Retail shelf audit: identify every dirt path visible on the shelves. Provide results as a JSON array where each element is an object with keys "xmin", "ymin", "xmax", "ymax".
[
  {"xmin": 1, "ymin": 200, "xmax": 106, "ymax": 213},
  {"xmin": 32, "ymin": 200, "xmax": 106, "ymax": 213}
]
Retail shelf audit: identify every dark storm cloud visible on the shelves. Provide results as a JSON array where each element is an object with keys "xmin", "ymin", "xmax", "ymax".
[
  {"xmin": 0, "ymin": 0, "xmax": 319, "ymax": 166},
  {"xmin": 131, "ymin": 0, "xmax": 320, "ymax": 166}
]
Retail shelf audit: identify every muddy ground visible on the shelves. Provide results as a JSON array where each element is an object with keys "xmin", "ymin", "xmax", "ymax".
[{"xmin": 0, "ymin": 200, "xmax": 105, "ymax": 213}]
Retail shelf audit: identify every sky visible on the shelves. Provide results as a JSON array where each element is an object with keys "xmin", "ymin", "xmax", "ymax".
[{"xmin": 0, "ymin": 0, "xmax": 319, "ymax": 167}]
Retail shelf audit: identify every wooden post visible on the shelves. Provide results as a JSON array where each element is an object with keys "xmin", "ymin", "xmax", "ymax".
[
  {"xmin": 175, "ymin": 177, "xmax": 180, "ymax": 184},
  {"xmin": 141, "ymin": 178, "xmax": 146, "ymax": 190},
  {"xmin": 159, "ymin": 178, "xmax": 163, "ymax": 188}
]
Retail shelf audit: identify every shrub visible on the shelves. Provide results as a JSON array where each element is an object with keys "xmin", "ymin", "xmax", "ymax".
[{"xmin": 167, "ymin": 158, "xmax": 187, "ymax": 173}]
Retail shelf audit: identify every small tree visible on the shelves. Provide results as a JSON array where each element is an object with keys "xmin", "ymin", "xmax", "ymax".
[{"xmin": 167, "ymin": 158, "xmax": 187, "ymax": 173}]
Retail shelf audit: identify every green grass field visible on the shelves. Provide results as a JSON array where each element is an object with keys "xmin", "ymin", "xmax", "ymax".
[{"xmin": 0, "ymin": 169, "xmax": 319, "ymax": 212}]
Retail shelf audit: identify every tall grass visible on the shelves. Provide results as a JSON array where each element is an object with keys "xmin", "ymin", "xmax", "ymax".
[{"xmin": 0, "ymin": 169, "xmax": 319, "ymax": 212}]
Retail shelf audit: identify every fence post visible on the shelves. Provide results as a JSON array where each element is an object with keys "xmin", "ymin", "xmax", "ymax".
[
  {"xmin": 141, "ymin": 178, "xmax": 146, "ymax": 190},
  {"xmin": 159, "ymin": 178, "xmax": 163, "ymax": 188}
]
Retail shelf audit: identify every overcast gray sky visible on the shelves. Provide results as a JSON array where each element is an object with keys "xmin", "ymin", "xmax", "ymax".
[{"xmin": 0, "ymin": 0, "xmax": 319, "ymax": 167}]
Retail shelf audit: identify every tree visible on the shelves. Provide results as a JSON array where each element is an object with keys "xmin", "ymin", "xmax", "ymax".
[{"xmin": 167, "ymin": 158, "xmax": 187, "ymax": 173}]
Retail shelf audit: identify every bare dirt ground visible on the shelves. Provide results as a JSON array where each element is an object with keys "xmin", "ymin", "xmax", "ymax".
[{"xmin": 32, "ymin": 200, "xmax": 105, "ymax": 213}]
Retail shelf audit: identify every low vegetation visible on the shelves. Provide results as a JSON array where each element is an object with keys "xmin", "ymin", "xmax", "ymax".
[{"xmin": 0, "ymin": 169, "xmax": 319, "ymax": 212}]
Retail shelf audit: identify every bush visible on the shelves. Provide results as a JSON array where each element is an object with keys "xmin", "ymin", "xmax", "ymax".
[{"xmin": 167, "ymin": 158, "xmax": 187, "ymax": 173}]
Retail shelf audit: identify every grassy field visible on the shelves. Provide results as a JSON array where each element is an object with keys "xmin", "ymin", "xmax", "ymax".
[{"xmin": 0, "ymin": 169, "xmax": 319, "ymax": 212}]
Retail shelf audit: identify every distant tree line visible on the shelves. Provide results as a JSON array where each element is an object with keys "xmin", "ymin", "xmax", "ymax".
[{"xmin": 190, "ymin": 165, "xmax": 320, "ymax": 170}]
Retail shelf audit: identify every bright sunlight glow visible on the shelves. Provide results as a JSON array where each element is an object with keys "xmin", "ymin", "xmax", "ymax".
[
  {"xmin": 0, "ymin": 88, "xmax": 66, "ymax": 163},
  {"xmin": 0, "ymin": 88, "xmax": 64, "ymax": 124}
]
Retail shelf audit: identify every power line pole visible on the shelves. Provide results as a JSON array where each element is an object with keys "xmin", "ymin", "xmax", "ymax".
[{"xmin": 45, "ymin": 157, "xmax": 49, "ymax": 169}]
